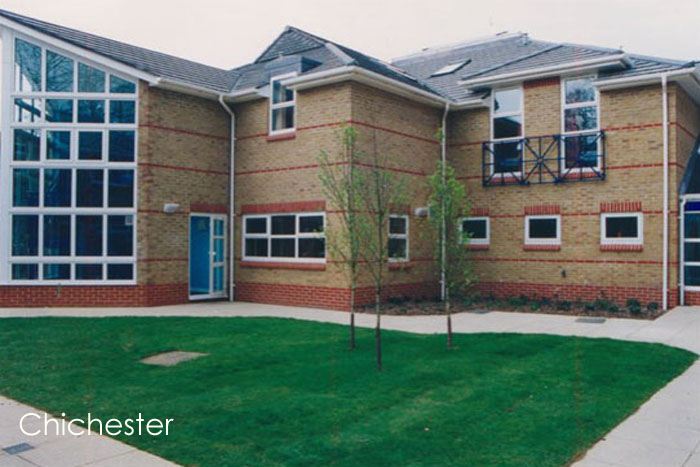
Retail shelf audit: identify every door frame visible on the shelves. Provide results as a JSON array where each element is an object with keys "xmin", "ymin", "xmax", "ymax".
[{"xmin": 188, "ymin": 213, "xmax": 228, "ymax": 301}]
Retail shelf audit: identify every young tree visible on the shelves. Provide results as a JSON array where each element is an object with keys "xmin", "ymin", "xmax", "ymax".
[
  {"xmin": 355, "ymin": 135, "xmax": 408, "ymax": 371},
  {"xmin": 427, "ymin": 159, "xmax": 473, "ymax": 349},
  {"xmin": 318, "ymin": 125, "xmax": 364, "ymax": 350}
]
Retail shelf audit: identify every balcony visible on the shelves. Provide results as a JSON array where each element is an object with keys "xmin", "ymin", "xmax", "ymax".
[{"xmin": 481, "ymin": 131, "xmax": 606, "ymax": 187}]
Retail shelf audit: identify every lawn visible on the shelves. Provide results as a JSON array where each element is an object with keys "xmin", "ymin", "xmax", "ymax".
[{"xmin": 0, "ymin": 317, "xmax": 695, "ymax": 467}]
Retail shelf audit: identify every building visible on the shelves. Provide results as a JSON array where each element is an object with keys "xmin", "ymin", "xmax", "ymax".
[{"xmin": 1, "ymin": 9, "xmax": 699, "ymax": 310}]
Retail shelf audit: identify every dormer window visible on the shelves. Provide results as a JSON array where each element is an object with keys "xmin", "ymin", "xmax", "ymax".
[{"xmin": 269, "ymin": 74, "xmax": 295, "ymax": 134}]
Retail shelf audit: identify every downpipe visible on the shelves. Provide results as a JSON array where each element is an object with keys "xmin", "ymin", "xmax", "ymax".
[{"xmin": 218, "ymin": 95, "xmax": 236, "ymax": 302}]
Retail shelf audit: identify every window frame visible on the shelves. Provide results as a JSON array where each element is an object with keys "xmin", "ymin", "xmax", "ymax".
[
  {"xmin": 600, "ymin": 212, "xmax": 643, "ymax": 246},
  {"xmin": 560, "ymin": 75, "xmax": 601, "ymax": 172},
  {"xmin": 459, "ymin": 216, "xmax": 490, "ymax": 245},
  {"xmin": 388, "ymin": 214, "xmax": 410, "ymax": 262},
  {"xmin": 268, "ymin": 73, "xmax": 297, "ymax": 136},
  {"xmin": 524, "ymin": 215, "xmax": 561, "ymax": 246},
  {"xmin": 490, "ymin": 85, "xmax": 524, "ymax": 177},
  {"xmin": 241, "ymin": 212, "xmax": 326, "ymax": 263},
  {"xmin": 2, "ymin": 32, "xmax": 138, "ymax": 285}
]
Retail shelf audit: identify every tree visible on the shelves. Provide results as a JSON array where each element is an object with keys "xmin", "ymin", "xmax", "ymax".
[
  {"xmin": 355, "ymin": 133, "xmax": 408, "ymax": 371},
  {"xmin": 318, "ymin": 125, "xmax": 364, "ymax": 350},
  {"xmin": 427, "ymin": 159, "xmax": 473, "ymax": 349}
]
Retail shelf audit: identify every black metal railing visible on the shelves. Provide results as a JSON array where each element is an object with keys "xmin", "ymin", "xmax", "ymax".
[{"xmin": 482, "ymin": 131, "xmax": 606, "ymax": 187}]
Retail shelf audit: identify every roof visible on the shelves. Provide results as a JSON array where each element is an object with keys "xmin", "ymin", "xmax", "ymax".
[
  {"xmin": 0, "ymin": 9, "xmax": 695, "ymax": 102},
  {"xmin": 394, "ymin": 33, "xmax": 696, "ymax": 100},
  {"xmin": 0, "ymin": 9, "xmax": 238, "ymax": 92},
  {"xmin": 232, "ymin": 26, "xmax": 442, "ymax": 97}
]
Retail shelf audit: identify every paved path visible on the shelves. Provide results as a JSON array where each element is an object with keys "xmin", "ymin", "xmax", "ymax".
[{"xmin": 1, "ymin": 302, "xmax": 699, "ymax": 467}]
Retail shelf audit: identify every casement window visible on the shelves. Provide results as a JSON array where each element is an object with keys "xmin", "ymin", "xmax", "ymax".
[
  {"xmin": 490, "ymin": 86, "xmax": 523, "ymax": 175},
  {"xmin": 269, "ymin": 74, "xmax": 295, "ymax": 134},
  {"xmin": 242, "ymin": 213, "xmax": 325, "ymax": 262},
  {"xmin": 601, "ymin": 213, "xmax": 643, "ymax": 245},
  {"xmin": 4, "ymin": 36, "xmax": 138, "ymax": 284},
  {"xmin": 525, "ymin": 215, "xmax": 561, "ymax": 245},
  {"xmin": 562, "ymin": 76, "xmax": 600, "ymax": 170},
  {"xmin": 460, "ymin": 217, "xmax": 490, "ymax": 245},
  {"xmin": 388, "ymin": 215, "xmax": 409, "ymax": 262}
]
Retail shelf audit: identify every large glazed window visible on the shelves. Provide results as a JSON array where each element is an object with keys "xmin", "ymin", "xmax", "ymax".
[
  {"xmin": 4, "ymin": 36, "xmax": 138, "ymax": 284},
  {"xmin": 562, "ymin": 76, "xmax": 600, "ymax": 170},
  {"xmin": 242, "ymin": 213, "xmax": 325, "ymax": 262},
  {"xmin": 491, "ymin": 87, "xmax": 523, "ymax": 175},
  {"xmin": 269, "ymin": 74, "xmax": 296, "ymax": 134}
]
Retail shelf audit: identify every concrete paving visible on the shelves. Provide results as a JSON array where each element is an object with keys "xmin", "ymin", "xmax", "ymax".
[{"xmin": 1, "ymin": 302, "xmax": 699, "ymax": 466}]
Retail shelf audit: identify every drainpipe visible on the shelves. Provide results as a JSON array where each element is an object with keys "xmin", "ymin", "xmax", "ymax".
[
  {"xmin": 662, "ymin": 74, "xmax": 669, "ymax": 310},
  {"xmin": 218, "ymin": 95, "xmax": 236, "ymax": 302},
  {"xmin": 440, "ymin": 102, "xmax": 450, "ymax": 301}
]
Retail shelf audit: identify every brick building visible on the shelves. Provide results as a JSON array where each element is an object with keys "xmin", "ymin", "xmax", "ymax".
[{"xmin": 1, "ymin": 10, "xmax": 699, "ymax": 310}]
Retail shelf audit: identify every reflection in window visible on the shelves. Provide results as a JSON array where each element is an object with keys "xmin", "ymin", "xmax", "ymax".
[
  {"xmin": 46, "ymin": 99, "xmax": 73, "ymax": 122},
  {"xmin": 46, "ymin": 50, "xmax": 74, "ymax": 92},
  {"xmin": 78, "ymin": 63, "xmax": 106, "ymax": 92},
  {"xmin": 563, "ymin": 77, "xmax": 600, "ymax": 169},
  {"xmin": 491, "ymin": 87, "xmax": 523, "ymax": 175},
  {"xmin": 13, "ymin": 129, "xmax": 40, "ymax": 161},
  {"xmin": 15, "ymin": 39, "xmax": 41, "ymax": 92},
  {"xmin": 47, "ymin": 131, "xmax": 71, "ymax": 160}
]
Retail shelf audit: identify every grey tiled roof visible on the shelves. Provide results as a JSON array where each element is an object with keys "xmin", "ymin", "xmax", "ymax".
[
  {"xmin": 0, "ymin": 9, "xmax": 238, "ymax": 92},
  {"xmin": 394, "ymin": 34, "xmax": 695, "ymax": 100},
  {"xmin": 238, "ymin": 27, "xmax": 442, "ymax": 97},
  {"xmin": 1, "ymin": 8, "xmax": 695, "ymax": 102}
]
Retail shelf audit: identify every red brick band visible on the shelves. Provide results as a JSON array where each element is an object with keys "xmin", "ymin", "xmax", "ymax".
[
  {"xmin": 600, "ymin": 201, "xmax": 642, "ymax": 213},
  {"xmin": 524, "ymin": 204, "xmax": 560, "ymax": 215},
  {"xmin": 523, "ymin": 244, "xmax": 561, "ymax": 251},
  {"xmin": 240, "ymin": 261, "xmax": 326, "ymax": 270},
  {"xmin": 471, "ymin": 207, "xmax": 490, "ymax": 216},
  {"xmin": 524, "ymin": 77, "xmax": 559, "ymax": 89},
  {"xmin": 0, "ymin": 283, "xmax": 188, "ymax": 307},
  {"xmin": 600, "ymin": 244, "xmax": 644, "ymax": 252},
  {"xmin": 240, "ymin": 200, "xmax": 326, "ymax": 214}
]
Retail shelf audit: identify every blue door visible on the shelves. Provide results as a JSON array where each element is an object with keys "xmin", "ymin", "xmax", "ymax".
[{"xmin": 189, "ymin": 214, "xmax": 227, "ymax": 299}]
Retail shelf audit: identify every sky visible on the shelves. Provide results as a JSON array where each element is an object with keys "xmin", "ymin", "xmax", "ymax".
[{"xmin": 1, "ymin": 0, "xmax": 697, "ymax": 69}]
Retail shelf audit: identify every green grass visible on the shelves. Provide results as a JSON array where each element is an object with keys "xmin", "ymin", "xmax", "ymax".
[{"xmin": 0, "ymin": 317, "xmax": 695, "ymax": 467}]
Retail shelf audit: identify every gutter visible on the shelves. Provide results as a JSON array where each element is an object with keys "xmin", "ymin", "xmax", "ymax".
[
  {"xmin": 218, "ymin": 95, "xmax": 236, "ymax": 302},
  {"xmin": 459, "ymin": 53, "xmax": 630, "ymax": 88},
  {"xmin": 595, "ymin": 67, "xmax": 698, "ymax": 91},
  {"xmin": 281, "ymin": 66, "xmax": 448, "ymax": 107}
]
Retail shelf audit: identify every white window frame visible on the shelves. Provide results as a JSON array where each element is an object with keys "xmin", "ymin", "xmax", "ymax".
[
  {"xmin": 388, "ymin": 214, "xmax": 409, "ymax": 262},
  {"xmin": 241, "ymin": 212, "xmax": 326, "ymax": 263},
  {"xmin": 524, "ymin": 215, "xmax": 561, "ymax": 245},
  {"xmin": 459, "ymin": 217, "xmax": 490, "ymax": 245},
  {"xmin": 268, "ymin": 73, "xmax": 296, "ymax": 136},
  {"xmin": 560, "ymin": 75, "xmax": 601, "ymax": 172},
  {"xmin": 490, "ymin": 85, "xmax": 524, "ymax": 177},
  {"xmin": 1, "ymin": 31, "xmax": 138, "ymax": 285},
  {"xmin": 600, "ymin": 212, "xmax": 643, "ymax": 246}
]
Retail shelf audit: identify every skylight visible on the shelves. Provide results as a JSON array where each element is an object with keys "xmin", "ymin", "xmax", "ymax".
[{"xmin": 431, "ymin": 59, "xmax": 471, "ymax": 77}]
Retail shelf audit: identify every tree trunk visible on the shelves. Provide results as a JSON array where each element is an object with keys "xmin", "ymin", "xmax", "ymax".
[
  {"xmin": 349, "ymin": 283, "xmax": 356, "ymax": 350},
  {"xmin": 375, "ymin": 290, "xmax": 382, "ymax": 371}
]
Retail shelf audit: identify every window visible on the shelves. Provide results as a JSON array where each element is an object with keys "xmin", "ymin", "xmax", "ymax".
[
  {"xmin": 491, "ymin": 87, "xmax": 523, "ymax": 175},
  {"xmin": 242, "ymin": 213, "xmax": 325, "ymax": 262},
  {"xmin": 525, "ymin": 215, "xmax": 561, "ymax": 245},
  {"xmin": 269, "ymin": 74, "xmax": 295, "ymax": 134},
  {"xmin": 562, "ymin": 76, "xmax": 600, "ymax": 169},
  {"xmin": 601, "ymin": 213, "xmax": 643, "ymax": 245},
  {"xmin": 431, "ymin": 59, "xmax": 471, "ymax": 77},
  {"xmin": 460, "ymin": 217, "xmax": 489, "ymax": 245},
  {"xmin": 4, "ymin": 36, "xmax": 138, "ymax": 284},
  {"xmin": 388, "ymin": 215, "xmax": 409, "ymax": 261}
]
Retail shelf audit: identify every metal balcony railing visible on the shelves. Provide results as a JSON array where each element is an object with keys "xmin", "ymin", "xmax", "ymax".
[{"xmin": 482, "ymin": 131, "xmax": 606, "ymax": 187}]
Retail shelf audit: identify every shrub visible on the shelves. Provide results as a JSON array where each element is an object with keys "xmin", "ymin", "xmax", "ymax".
[
  {"xmin": 540, "ymin": 296, "xmax": 551, "ymax": 307},
  {"xmin": 583, "ymin": 302, "xmax": 596, "ymax": 312},
  {"xmin": 608, "ymin": 304, "xmax": 620, "ymax": 313},
  {"xmin": 626, "ymin": 298, "xmax": 642, "ymax": 315},
  {"xmin": 529, "ymin": 300, "xmax": 541, "ymax": 311},
  {"xmin": 556, "ymin": 300, "xmax": 572, "ymax": 311},
  {"xmin": 647, "ymin": 302, "xmax": 660, "ymax": 312},
  {"xmin": 508, "ymin": 296, "xmax": 528, "ymax": 307},
  {"xmin": 593, "ymin": 298, "xmax": 614, "ymax": 311}
]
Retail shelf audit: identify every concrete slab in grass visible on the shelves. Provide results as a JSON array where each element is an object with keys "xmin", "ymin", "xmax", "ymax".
[{"xmin": 140, "ymin": 351, "xmax": 208, "ymax": 367}]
